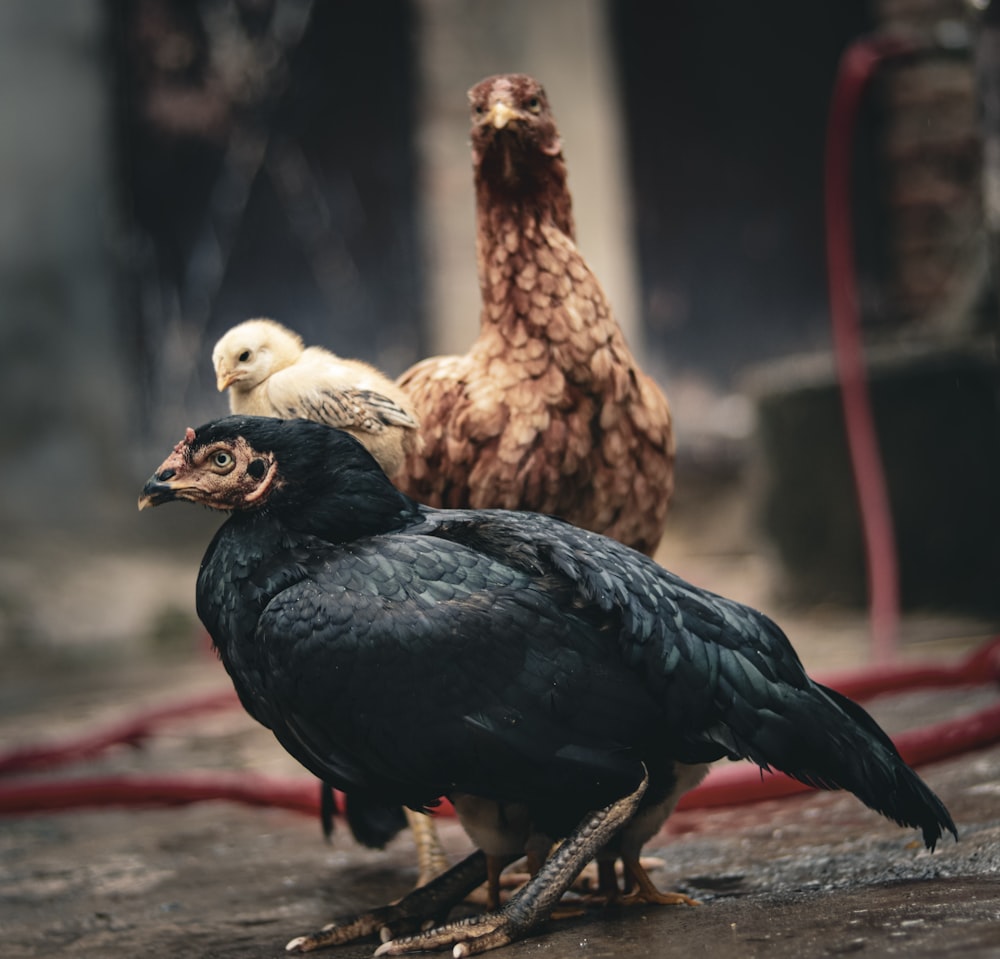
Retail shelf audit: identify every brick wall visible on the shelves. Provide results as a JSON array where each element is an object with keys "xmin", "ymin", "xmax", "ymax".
[{"xmin": 875, "ymin": 0, "xmax": 985, "ymax": 328}]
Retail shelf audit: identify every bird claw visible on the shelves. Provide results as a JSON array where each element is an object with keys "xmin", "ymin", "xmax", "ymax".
[
  {"xmin": 286, "ymin": 897, "xmax": 469, "ymax": 953},
  {"xmin": 374, "ymin": 910, "xmax": 522, "ymax": 958},
  {"xmin": 285, "ymin": 906, "xmax": 396, "ymax": 952}
]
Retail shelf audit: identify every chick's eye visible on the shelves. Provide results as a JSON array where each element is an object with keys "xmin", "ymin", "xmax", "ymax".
[
  {"xmin": 238, "ymin": 350, "xmax": 251, "ymax": 362},
  {"xmin": 526, "ymin": 96, "xmax": 541, "ymax": 113},
  {"xmin": 212, "ymin": 451, "xmax": 233, "ymax": 469},
  {"xmin": 473, "ymin": 103, "xmax": 485, "ymax": 116}
]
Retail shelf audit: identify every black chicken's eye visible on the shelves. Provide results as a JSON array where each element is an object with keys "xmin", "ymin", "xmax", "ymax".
[
  {"xmin": 212, "ymin": 451, "xmax": 233, "ymax": 469},
  {"xmin": 238, "ymin": 350, "xmax": 251, "ymax": 362}
]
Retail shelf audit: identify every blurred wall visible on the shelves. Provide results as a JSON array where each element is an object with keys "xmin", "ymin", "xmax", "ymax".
[{"xmin": 0, "ymin": 3, "xmax": 128, "ymax": 534}]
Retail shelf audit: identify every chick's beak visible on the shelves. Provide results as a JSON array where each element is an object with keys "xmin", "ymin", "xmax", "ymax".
[
  {"xmin": 138, "ymin": 470, "xmax": 181, "ymax": 510},
  {"xmin": 487, "ymin": 100, "xmax": 518, "ymax": 130},
  {"xmin": 216, "ymin": 368, "xmax": 239, "ymax": 392}
]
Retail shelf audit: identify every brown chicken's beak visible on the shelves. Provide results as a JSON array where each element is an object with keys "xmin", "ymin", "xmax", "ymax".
[
  {"xmin": 488, "ymin": 100, "xmax": 518, "ymax": 130},
  {"xmin": 138, "ymin": 472, "xmax": 181, "ymax": 510}
]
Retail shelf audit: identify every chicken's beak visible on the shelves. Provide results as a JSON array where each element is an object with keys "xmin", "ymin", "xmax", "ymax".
[
  {"xmin": 488, "ymin": 100, "xmax": 518, "ymax": 130},
  {"xmin": 138, "ymin": 471, "xmax": 181, "ymax": 510},
  {"xmin": 216, "ymin": 368, "xmax": 239, "ymax": 391}
]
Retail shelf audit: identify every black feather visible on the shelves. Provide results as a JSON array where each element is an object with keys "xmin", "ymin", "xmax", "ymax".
[{"xmin": 319, "ymin": 781, "xmax": 337, "ymax": 840}]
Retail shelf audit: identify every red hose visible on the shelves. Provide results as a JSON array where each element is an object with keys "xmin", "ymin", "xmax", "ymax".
[
  {"xmin": 815, "ymin": 634, "xmax": 1000, "ymax": 700},
  {"xmin": 0, "ymin": 772, "xmax": 320, "ymax": 818},
  {"xmin": 0, "ymin": 688, "xmax": 238, "ymax": 776},
  {"xmin": 825, "ymin": 35, "xmax": 919, "ymax": 663}
]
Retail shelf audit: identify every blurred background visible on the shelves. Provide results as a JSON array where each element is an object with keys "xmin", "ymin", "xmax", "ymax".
[{"xmin": 1, "ymin": 0, "xmax": 998, "ymax": 669}]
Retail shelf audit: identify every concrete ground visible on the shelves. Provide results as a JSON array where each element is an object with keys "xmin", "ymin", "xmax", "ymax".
[{"xmin": 1, "ymin": 467, "xmax": 998, "ymax": 958}]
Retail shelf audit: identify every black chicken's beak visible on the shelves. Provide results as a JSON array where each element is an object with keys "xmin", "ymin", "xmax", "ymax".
[{"xmin": 138, "ymin": 471, "xmax": 180, "ymax": 510}]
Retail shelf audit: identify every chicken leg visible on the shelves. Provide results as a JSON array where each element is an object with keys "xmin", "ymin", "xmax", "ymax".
[
  {"xmin": 374, "ymin": 771, "xmax": 648, "ymax": 957},
  {"xmin": 405, "ymin": 807, "xmax": 450, "ymax": 886}
]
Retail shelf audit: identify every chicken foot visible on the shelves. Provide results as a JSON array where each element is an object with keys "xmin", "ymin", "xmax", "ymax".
[
  {"xmin": 618, "ymin": 857, "xmax": 699, "ymax": 907},
  {"xmin": 285, "ymin": 850, "xmax": 488, "ymax": 953},
  {"xmin": 578, "ymin": 856, "xmax": 697, "ymax": 907},
  {"xmin": 374, "ymin": 770, "xmax": 649, "ymax": 958}
]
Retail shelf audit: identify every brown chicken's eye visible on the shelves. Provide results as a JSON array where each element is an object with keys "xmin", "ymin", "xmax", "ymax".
[
  {"xmin": 211, "ymin": 450, "xmax": 234, "ymax": 471},
  {"xmin": 238, "ymin": 350, "xmax": 251, "ymax": 362},
  {"xmin": 526, "ymin": 96, "xmax": 541, "ymax": 113}
]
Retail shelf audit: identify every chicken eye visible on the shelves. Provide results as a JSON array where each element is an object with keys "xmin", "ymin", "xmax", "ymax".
[
  {"xmin": 238, "ymin": 350, "xmax": 251, "ymax": 362},
  {"xmin": 473, "ymin": 103, "xmax": 485, "ymax": 116},
  {"xmin": 212, "ymin": 451, "xmax": 234, "ymax": 470},
  {"xmin": 526, "ymin": 96, "xmax": 541, "ymax": 113}
]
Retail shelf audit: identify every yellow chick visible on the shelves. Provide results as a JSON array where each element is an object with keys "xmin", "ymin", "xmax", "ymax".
[{"xmin": 211, "ymin": 318, "xmax": 420, "ymax": 479}]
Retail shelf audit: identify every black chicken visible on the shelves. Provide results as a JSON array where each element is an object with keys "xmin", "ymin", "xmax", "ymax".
[{"xmin": 139, "ymin": 416, "xmax": 956, "ymax": 956}]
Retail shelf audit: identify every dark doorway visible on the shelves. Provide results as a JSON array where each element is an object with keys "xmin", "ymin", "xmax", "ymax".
[{"xmin": 610, "ymin": 1, "xmax": 879, "ymax": 387}]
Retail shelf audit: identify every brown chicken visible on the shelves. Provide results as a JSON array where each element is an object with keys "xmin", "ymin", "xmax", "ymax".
[
  {"xmin": 397, "ymin": 73, "xmax": 674, "ymax": 558},
  {"xmin": 212, "ymin": 318, "xmax": 420, "ymax": 480}
]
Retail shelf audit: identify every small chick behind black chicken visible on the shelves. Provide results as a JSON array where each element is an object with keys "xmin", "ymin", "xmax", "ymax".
[{"xmin": 212, "ymin": 318, "xmax": 420, "ymax": 480}]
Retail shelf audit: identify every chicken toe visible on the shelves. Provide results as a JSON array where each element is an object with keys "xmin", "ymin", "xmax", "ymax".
[
  {"xmin": 286, "ymin": 851, "xmax": 488, "ymax": 953},
  {"xmin": 618, "ymin": 858, "xmax": 700, "ymax": 907}
]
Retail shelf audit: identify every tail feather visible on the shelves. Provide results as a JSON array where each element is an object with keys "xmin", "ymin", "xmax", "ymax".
[
  {"xmin": 718, "ymin": 680, "xmax": 957, "ymax": 850},
  {"xmin": 815, "ymin": 684, "xmax": 957, "ymax": 849}
]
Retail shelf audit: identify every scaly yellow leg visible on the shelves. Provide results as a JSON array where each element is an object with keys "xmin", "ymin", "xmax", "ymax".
[{"xmin": 405, "ymin": 807, "xmax": 450, "ymax": 888}]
